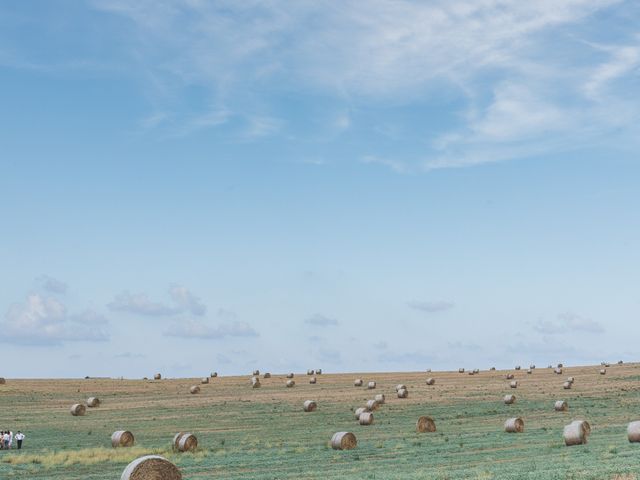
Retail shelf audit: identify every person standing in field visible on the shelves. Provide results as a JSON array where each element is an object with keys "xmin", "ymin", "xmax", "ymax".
[
  {"xmin": 15, "ymin": 431, "xmax": 24, "ymax": 450},
  {"xmin": 2, "ymin": 431, "xmax": 9, "ymax": 449}
]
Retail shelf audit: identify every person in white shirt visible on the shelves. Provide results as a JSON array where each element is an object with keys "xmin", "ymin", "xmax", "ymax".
[
  {"xmin": 15, "ymin": 431, "xmax": 25, "ymax": 450},
  {"xmin": 8, "ymin": 431, "xmax": 13, "ymax": 448},
  {"xmin": 2, "ymin": 432, "xmax": 9, "ymax": 449}
]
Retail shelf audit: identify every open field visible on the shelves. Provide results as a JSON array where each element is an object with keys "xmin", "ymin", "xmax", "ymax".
[{"xmin": 1, "ymin": 364, "xmax": 640, "ymax": 479}]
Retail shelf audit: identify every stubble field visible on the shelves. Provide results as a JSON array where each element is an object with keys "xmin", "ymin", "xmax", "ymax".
[{"xmin": 1, "ymin": 363, "xmax": 640, "ymax": 479}]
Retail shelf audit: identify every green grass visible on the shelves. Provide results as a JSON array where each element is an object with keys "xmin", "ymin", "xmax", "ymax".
[{"xmin": 1, "ymin": 372, "xmax": 640, "ymax": 479}]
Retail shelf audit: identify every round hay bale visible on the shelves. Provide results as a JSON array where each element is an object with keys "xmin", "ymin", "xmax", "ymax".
[
  {"xmin": 530, "ymin": 364, "xmax": 536, "ymax": 369},
  {"xmin": 87, "ymin": 397, "xmax": 101, "ymax": 408},
  {"xmin": 251, "ymin": 376, "xmax": 261, "ymax": 388},
  {"xmin": 303, "ymin": 400, "xmax": 317, "ymax": 412},
  {"xmin": 354, "ymin": 407, "xmax": 367, "ymax": 419},
  {"xmin": 504, "ymin": 417, "xmax": 524, "ymax": 433},
  {"xmin": 426, "ymin": 368, "xmax": 432, "ymax": 373},
  {"xmin": 468, "ymin": 371, "xmax": 475, "ymax": 375},
  {"xmin": 567, "ymin": 376, "xmax": 574, "ymax": 383},
  {"xmin": 309, "ymin": 376, "xmax": 317, "ymax": 384},
  {"xmin": 426, "ymin": 377, "xmax": 435, "ymax": 385},
  {"xmin": 286, "ymin": 373, "xmax": 294, "ymax": 379},
  {"xmin": 515, "ymin": 366, "xmax": 521, "ymax": 370},
  {"xmin": 473, "ymin": 368, "xmax": 480, "ymax": 374},
  {"xmin": 627, "ymin": 421, "xmax": 640, "ymax": 442},
  {"xmin": 490, "ymin": 367, "xmax": 496, "ymax": 371},
  {"xmin": 554, "ymin": 368, "xmax": 563, "ymax": 375},
  {"xmin": 189, "ymin": 385, "xmax": 200, "ymax": 394},
  {"xmin": 153, "ymin": 373, "xmax": 161, "ymax": 380},
  {"xmin": 366, "ymin": 399, "xmax": 379, "ymax": 411},
  {"xmin": 397, "ymin": 388, "xmax": 409, "ymax": 398},
  {"xmin": 558, "ymin": 363, "xmax": 563, "ymax": 368},
  {"xmin": 563, "ymin": 420, "xmax": 590, "ymax": 446},
  {"xmin": 526, "ymin": 369, "xmax": 532, "ymax": 374},
  {"xmin": 459, "ymin": 368, "xmax": 465, "ymax": 373},
  {"xmin": 286, "ymin": 379, "xmax": 295, "ymax": 388},
  {"xmin": 618, "ymin": 360, "xmax": 624, "ymax": 365},
  {"xmin": 176, "ymin": 433, "xmax": 198, "ymax": 452},
  {"xmin": 563, "ymin": 381, "xmax": 572, "ymax": 390},
  {"xmin": 359, "ymin": 412, "xmax": 374, "ymax": 425},
  {"xmin": 599, "ymin": 369, "xmax": 606, "ymax": 375},
  {"xmin": 416, "ymin": 416, "xmax": 436, "ymax": 433},
  {"xmin": 307, "ymin": 369, "xmax": 315, "ymax": 375},
  {"xmin": 0, "ymin": 378, "xmax": 5, "ymax": 384},
  {"xmin": 70, "ymin": 403, "xmax": 86, "ymax": 416},
  {"xmin": 504, "ymin": 394, "xmax": 516, "ymax": 405},
  {"xmin": 201, "ymin": 377, "xmax": 209, "ymax": 384},
  {"xmin": 367, "ymin": 381, "xmax": 376, "ymax": 389},
  {"xmin": 316, "ymin": 369, "xmax": 322, "ymax": 374},
  {"xmin": 554, "ymin": 400, "xmax": 568, "ymax": 411},
  {"xmin": 263, "ymin": 372, "xmax": 271, "ymax": 379},
  {"xmin": 210, "ymin": 372, "xmax": 218, "ymax": 378},
  {"xmin": 253, "ymin": 369, "xmax": 260, "ymax": 376},
  {"xmin": 121, "ymin": 455, "xmax": 181, "ymax": 480},
  {"xmin": 395, "ymin": 384, "xmax": 406, "ymax": 392},
  {"xmin": 604, "ymin": 363, "xmax": 610, "ymax": 367},
  {"xmin": 510, "ymin": 380, "xmax": 518, "ymax": 389},
  {"xmin": 354, "ymin": 378, "xmax": 363, "ymax": 387},
  {"xmin": 112, "ymin": 430, "xmax": 135, "ymax": 448},
  {"xmin": 506, "ymin": 373, "xmax": 514, "ymax": 380},
  {"xmin": 331, "ymin": 431, "xmax": 357, "ymax": 450},
  {"xmin": 374, "ymin": 393, "xmax": 385, "ymax": 404}
]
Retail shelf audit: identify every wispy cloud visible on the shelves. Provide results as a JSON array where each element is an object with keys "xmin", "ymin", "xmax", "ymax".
[
  {"xmin": 37, "ymin": 275, "xmax": 68, "ymax": 294},
  {"xmin": 1, "ymin": 294, "xmax": 109, "ymax": 345},
  {"xmin": 533, "ymin": 312, "xmax": 605, "ymax": 334},
  {"xmin": 164, "ymin": 319, "xmax": 258, "ymax": 339},
  {"xmin": 408, "ymin": 300, "xmax": 455, "ymax": 313},
  {"xmin": 304, "ymin": 313, "xmax": 339, "ymax": 326},
  {"xmin": 108, "ymin": 285, "xmax": 206, "ymax": 317}
]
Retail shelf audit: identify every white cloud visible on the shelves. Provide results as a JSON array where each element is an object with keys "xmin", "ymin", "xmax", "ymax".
[
  {"xmin": 37, "ymin": 275, "xmax": 68, "ymax": 294},
  {"xmin": 408, "ymin": 300, "xmax": 455, "ymax": 313},
  {"xmin": 304, "ymin": 313, "xmax": 339, "ymax": 326},
  {"xmin": 164, "ymin": 319, "xmax": 258, "ymax": 339},
  {"xmin": 1, "ymin": 294, "xmax": 109, "ymax": 345},
  {"xmin": 533, "ymin": 312, "xmax": 604, "ymax": 334},
  {"xmin": 108, "ymin": 285, "xmax": 206, "ymax": 316}
]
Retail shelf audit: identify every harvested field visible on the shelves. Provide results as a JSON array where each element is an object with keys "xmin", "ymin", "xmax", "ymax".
[{"xmin": 1, "ymin": 364, "xmax": 640, "ymax": 479}]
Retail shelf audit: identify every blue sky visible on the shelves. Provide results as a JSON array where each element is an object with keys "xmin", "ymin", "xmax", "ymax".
[{"xmin": 1, "ymin": 1, "xmax": 639, "ymax": 378}]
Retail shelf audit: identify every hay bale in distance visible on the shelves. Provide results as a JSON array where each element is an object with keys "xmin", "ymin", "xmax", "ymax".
[
  {"xmin": 426, "ymin": 377, "xmax": 436, "ymax": 385},
  {"xmin": 121, "ymin": 455, "xmax": 182, "ymax": 480},
  {"xmin": 504, "ymin": 417, "xmax": 524, "ymax": 433},
  {"xmin": 367, "ymin": 381, "xmax": 376, "ymax": 389},
  {"xmin": 309, "ymin": 376, "xmax": 317, "ymax": 384},
  {"xmin": 286, "ymin": 379, "xmax": 295, "ymax": 388},
  {"xmin": 490, "ymin": 367, "xmax": 496, "ymax": 371},
  {"xmin": 395, "ymin": 384, "xmax": 406, "ymax": 392},
  {"xmin": 504, "ymin": 394, "xmax": 516, "ymax": 405},
  {"xmin": 189, "ymin": 385, "xmax": 200, "ymax": 394},
  {"xmin": 251, "ymin": 376, "xmax": 261, "ymax": 388},
  {"xmin": 567, "ymin": 376, "xmax": 575, "ymax": 383},
  {"xmin": 473, "ymin": 368, "xmax": 480, "ymax": 374},
  {"xmin": 111, "ymin": 430, "xmax": 135, "ymax": 448},
  {"xmin": 173, "ymin": 432, "xmax": 198, "ymax": 452},
  {"xmin": 397, "ymin": 388, "xmax": 409, "ymax": 398},
  {"xmin": 87, "ymin": 397, "xmax": 100, "ymax": 408},
  {"xmin": 354, "ymin": 407, "xmax": 367, "ymax": 420},
  {"xmin": 599, "ymin": 369, "xmax": 606, "ymax": 375},
  {"xmin": 201, "ymin": 377, "xmax": 209, "ymax": 384},
  {"xmin": 359, "ymin": 412, "xmax": 374, "ymax": 425},
  {"xmin": 526, "ymin": 369, "xmax": 532, "ymax": 374},
  {"xmin": 563, "ymin": 420, "xmax": 590, "ymax": 446},
  {"xmin": 154, "ymin": 373, "xmax": 161, "ymax": 380},
  {"xmin": 303, "ymin": 400, "xmax": 317, "ymax": 412},
  {"xmin": 558, "ymin": 363, "xmax": 564, "ymax": 368},
  {"xmin": 316, "ymin": 369, "xmax": 322, "ymax": 374},
  {"xmin": 307, "ymin": 369, "xmax": 314, "ymax": 375},
  {"xmin": 210, "ymin": 372, "xmax": 218, "ymax": 378},
  {"xmin": 331, "ymin": 431, "xmax": 357, "ymax": 450},
  {"xmin": 263, "ymin": 372, "xmax": 271, "ymax": 378},
  {"xmin": 506, "ymin": 373, "xmax": 514, "ymax": 380},
  {"xmin": 530, "ymin": 365, "xmax": 536, "ymax": 369},
  {"xmin": 554, "ymin": 368, "xmax": 563, "ymax": 375},
  {"xmin": 563, "ymin": 381, "xmax": 572, "ymax": 390},
  {"xmin": 416, "ymin": 416, "xmax": 436, "ymax": 433},
  {"xmin": 70, "ymin": 403, "xmax": 86, "ymax": 416},
  {"xmin": 253, "ymin": 369, "xmax": 260, "ymax": 376},
  {"xmin": 515, "ymin": 366, "xmax": 521, "ymax": 370},
  {"xmin": 459, "ymin": 368, "xmax": 465, "ymax": 373},
  {"xmin": 354, "ymin": 378, "xmax": 363, "ymax": 387},
  {"xmin": 510, "ymin": 380, "xmax": 518, "ymax": 389},
  {"xmin": 366, "ymin": 399, "xmax": 379, "ymax": 411},
  {"xmin": 627, "ymin": 421, "xmax": 640, "ymax": 442},
  {"xmin": 618, "ymin": 360, "xmax": 624, "ymax": 365},
  {"xmin": 374, "ymin": 393, "xmax": 385, "ymax": 404},
  {"xmin": 554, "ymin": 400, "xmax": 568, "ymax": 411},
  {"xmin": 286, "ymin": 373, "xmax": 294, "ymax": 379}
]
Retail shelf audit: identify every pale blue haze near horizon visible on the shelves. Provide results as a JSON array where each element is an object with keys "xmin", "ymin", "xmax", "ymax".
[{"xmin": 1, "ymin": 1, "xmax": 639, "ymax": 378}]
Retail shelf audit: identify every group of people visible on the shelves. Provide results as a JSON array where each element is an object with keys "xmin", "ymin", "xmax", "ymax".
[{"xmin": 0, "ymin": 431, "xmax": 25, "ymax": 450}]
